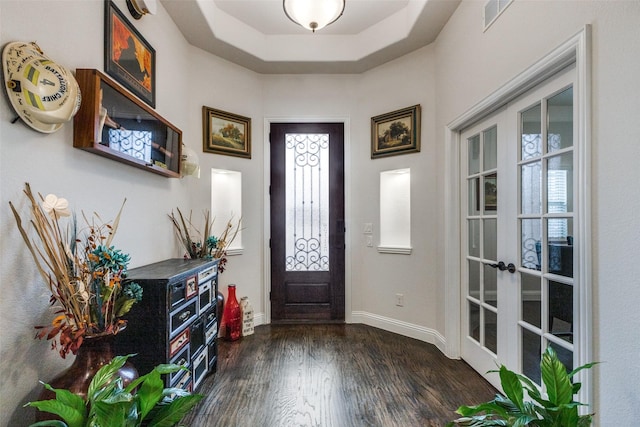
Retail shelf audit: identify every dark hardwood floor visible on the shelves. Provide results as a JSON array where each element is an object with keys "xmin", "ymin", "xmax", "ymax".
[{"xmin": 182, "ymin": 324, "xmax": 496, "ymax": 427}]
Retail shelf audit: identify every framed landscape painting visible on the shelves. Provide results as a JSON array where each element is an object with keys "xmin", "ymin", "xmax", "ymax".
[
  {"xmin": 105, "ymin": 1, "xmax": 156, "ymax": 107},
  {"xmin": 371, "ymin": 105, "xmax": 421, "ymax": 159},
  {"xmin": 202, "ymin": 106, "xmax": 251, "ymax": 159}
]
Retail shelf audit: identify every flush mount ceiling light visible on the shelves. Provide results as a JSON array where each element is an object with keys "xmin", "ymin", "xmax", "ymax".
[{"xmin": 283, "ymin": 0, "xmax": 346, "ymax": 33}]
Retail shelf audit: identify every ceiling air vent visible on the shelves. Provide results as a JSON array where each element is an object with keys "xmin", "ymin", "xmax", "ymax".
[{"xmin": 484, "ymin": 0, "xmax": 513, "ymax": 31}]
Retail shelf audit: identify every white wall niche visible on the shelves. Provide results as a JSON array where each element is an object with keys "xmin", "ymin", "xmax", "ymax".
[
  {"xmin": 378, "ymin": 168, "xmax": 412, "ymax": 254},
  {"xmin": 211, "ymin": 168, "xmax": 243, "ymax": 255}
]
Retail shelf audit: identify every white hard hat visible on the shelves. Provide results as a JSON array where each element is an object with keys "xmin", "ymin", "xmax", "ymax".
[
  {"xmin": 181, "ymin": 144, "xmax": 200, "ymax": 178},
  {"xmin": 2, "ymin": 41, "xmax": 81, "ymax": 133}
]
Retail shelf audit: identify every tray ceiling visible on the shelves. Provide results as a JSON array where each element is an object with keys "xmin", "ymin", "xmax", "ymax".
[{"xmin": 161, "ymin": 0, "xmax": 460, "ymax": 74}]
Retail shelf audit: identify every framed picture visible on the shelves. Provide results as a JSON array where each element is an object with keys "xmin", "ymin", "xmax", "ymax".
[
  {"xmin": 105, "ymin": 1, "xmax": 156, "ymax": 107},
  {"xmin": 371, "ymin": 104, "xmax": 421, "ymax": 159},
  {"xmin": 202, "ymin": 106, "xmax": 251, "ymax": 159},
  {"xmin": 484, "ymin": 173, "xmax": 497, "ymax": 211},
  {"xmin": 474, "ymin": 173, "xmax": 497, "ymax": 212}
]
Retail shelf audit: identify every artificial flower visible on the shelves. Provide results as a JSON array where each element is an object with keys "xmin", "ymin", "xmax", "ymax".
[{"xmin": 42, "ymin": 194, "xmax": 71, "ymax": 218}]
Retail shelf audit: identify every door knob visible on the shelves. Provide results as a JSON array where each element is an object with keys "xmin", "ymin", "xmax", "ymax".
[{"xmin": 486, "ymin": 261, "xmax": 516, "ymax": 274}]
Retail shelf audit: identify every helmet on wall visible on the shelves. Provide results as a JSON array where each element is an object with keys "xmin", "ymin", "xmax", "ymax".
[
  {"xmin": 2, "ymin": 41, "xmax": 81, "ymax": 133},
  {"xmin": 181, "ymin": 144, "xmax": 201, "ymax": 178}
]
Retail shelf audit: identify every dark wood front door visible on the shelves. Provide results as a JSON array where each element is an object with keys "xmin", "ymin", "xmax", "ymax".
[{"xmin": 270, "ymin": 123, "xmax": 345, "ymax": 322}]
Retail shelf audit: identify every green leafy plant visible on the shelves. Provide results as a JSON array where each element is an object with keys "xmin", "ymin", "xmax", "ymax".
[
  {"xmin": 25, "ymin": 355, "xmax": 203, "ymax": 427},
  {"xmin": 448, "ymin": 347, "xmax": 597, "ymax": 427}
]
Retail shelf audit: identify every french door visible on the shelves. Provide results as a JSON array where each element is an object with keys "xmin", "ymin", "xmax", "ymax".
[{"xmin": 461, "ymin": 67, "xmax": 581, "ymax": 390}]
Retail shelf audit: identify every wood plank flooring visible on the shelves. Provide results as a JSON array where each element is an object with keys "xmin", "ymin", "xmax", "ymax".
[{"xmin": 182, "ymin": 324, "xmax": 496, "ymax": 427}]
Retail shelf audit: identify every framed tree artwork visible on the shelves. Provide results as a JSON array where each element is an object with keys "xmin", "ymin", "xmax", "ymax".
[
  {"xmin": 202, "ymin": 106, "xmax": 251, "ymax": 159},
  {"xmin": 371, "ymin": 105, "xmax": 421, "ymax": 159}
]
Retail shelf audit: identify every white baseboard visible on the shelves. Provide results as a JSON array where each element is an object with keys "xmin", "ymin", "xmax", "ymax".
[
  {"xmin": 251, "ymin": 311, "xmax": 449, "ymax": 358},
  {"xmin": 350, "ymin": 311, "xmax": 448, "ymax": 356},
  {"xmin": 253, "ymin": 312, "xmax": 266, "ymax": 327}
]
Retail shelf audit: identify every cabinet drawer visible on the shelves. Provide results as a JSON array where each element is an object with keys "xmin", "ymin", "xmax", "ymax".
[
  {"xmin": 192, "ymin": 349, "xmax": 208, "ymax": 390},
  {"xmin": 172, "ymin": 368, "xmax": 192, "ymax": 392},
  {"xmin": 198, "ymin": 264, "xmax": 217, "ymax": 282},
  {"xmin": 204, "ymin": 306, "xmax": 217, "ymax": 328},
  {"xmin": 169, "ymin": 328, "xmax": 190, "ymax": 358},
  {"xmin": 169, "ymin": 281, "xmax": 186, "ymax": 309},
  {"xmin": 207, "ymin": 340, "xmax": 217, "ymax": 371},
  {"xmin": 169, "ymin": 344, "xmax": 190, "ymax": 385},
  {"xmin": 190, "ymin": 317, "xmax": 205, "ymax": 356},
  {"xmin": 170, "ymin": 299, "xmax": 197, "ymax": 336},
  {"xmin": 205, "ymin": 319, "xmax": 217, "ymax": 344},
  {"xmin": 169, "ymin": 274, "xmax": 198, "ymax": 309},
  {"xmin": 198, "ymin": 279, "xmax": 213, "ymax": 314}
]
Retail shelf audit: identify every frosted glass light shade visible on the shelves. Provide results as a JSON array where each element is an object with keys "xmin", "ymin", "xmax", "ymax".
[{"xmin": 283, "ymin": 0, "xmax": 345, "ymax": 32}]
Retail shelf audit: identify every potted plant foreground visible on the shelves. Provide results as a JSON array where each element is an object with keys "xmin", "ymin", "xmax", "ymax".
[
  {"xmin": 447, "ymin": 347, "xmax": 597, "ymax": 427},
  {"xmin": 26, "ymin": 354, "xmax": 203, "ymax": 427}
]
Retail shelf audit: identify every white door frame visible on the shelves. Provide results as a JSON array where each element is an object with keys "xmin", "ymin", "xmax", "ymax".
[{"xmin": 444, "ymin": 26, "xmax": 592, "ymax": 403}]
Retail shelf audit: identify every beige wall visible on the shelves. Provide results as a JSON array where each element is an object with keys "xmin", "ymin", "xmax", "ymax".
[{"xmin": 1, "ymin": 0, "xmax": 639, "ymax": 424}]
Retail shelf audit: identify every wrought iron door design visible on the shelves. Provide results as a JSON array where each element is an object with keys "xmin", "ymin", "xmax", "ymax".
[{"xmin": 270, "ymin": 123, "xmax": 345, "ymax": 322}]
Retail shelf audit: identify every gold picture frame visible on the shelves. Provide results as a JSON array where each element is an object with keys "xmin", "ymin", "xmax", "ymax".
[
  {"xmin": 202, "ymin": 106, "xmax": 251, "ymax": 159},
  {"xmin": 371, "ymin": 105, "xmax": 421, "ymax": 159}
]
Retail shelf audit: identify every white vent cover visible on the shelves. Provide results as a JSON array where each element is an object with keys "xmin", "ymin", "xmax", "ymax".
[{"xmin": 484, "ymin": 0, "xmax": 513, "ymax": 31}]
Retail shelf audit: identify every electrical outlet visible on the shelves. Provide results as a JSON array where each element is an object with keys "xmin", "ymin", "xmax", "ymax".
[
  {"xmin": 366, "ymin": 235, "xmax": 373, "ymax": 247},
  {"xmin": 395, "ymin": 293, "xmax": 404, "ymax": 307},
  {"xmin": 364, "ymin": 223, "xmax": 373, "ymax": 234}
]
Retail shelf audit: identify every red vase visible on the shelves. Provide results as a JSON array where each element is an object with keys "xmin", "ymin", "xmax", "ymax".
[
  {"xmin": 35, "ymin": 331, "xmax": 138, "ymax": 422},
  {"xmin": 223, "ymin": 284, "xmax": 242, "ymax": 341}
]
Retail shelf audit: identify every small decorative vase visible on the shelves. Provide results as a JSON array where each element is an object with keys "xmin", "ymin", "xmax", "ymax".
[
  {"xmin": 223, "ymin": 284, "xmax": 242, "ymax": 341},
  {"xmin": 35, "ymin": 330, "xmax": 138, "ymax": 422}
]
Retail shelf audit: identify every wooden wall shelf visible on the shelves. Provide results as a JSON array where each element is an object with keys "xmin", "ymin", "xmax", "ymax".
[{"xmin": 73, "ymin": 68, "xmax": 181, "ymax": 178}]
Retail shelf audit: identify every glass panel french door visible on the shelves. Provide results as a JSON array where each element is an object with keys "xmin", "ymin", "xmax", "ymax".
[
  {"xmin": 461, "ymin": 111, "xmax": 514, "ymax": 386},
  {"xmin": 516, "ymin": 76, "xmax": 576, "ymax": 384},
  {"xmin": 461, "ymin": 66, "xmax": 579, "ymax": 391}
]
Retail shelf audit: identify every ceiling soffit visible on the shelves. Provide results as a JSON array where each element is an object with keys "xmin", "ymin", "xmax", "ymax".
[{"xmin": 161, "ymin": 0, "xmax": 460, "ymax": 74}]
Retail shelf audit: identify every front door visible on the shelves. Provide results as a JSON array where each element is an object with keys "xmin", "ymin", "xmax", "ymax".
[
  {"xmin": 270, "ymin": 123, "xmax": 345, "ymax": 322},
  {"xmin": 461, "ymin": 66, "xmax": 581, "ymax": 390}
]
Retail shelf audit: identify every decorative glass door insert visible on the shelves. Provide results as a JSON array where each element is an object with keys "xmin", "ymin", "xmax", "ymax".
[{"xmin": 285, "ymin": 133, "xmax": 330, "ymax": 272}]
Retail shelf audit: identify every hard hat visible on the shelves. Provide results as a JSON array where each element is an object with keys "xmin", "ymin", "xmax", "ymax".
[
  {"xmin": 2, "ymin": 42, "xmax": 81, "ymax": 133},
  {"xmin": 181, "ymin": 144, "xmax": 200, "ymax": 178}
]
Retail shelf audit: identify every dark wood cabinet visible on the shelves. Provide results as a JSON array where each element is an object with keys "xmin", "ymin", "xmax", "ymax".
[
  {"xmin": 73, "ymin": 68, "xmax": 182, "ymax": 178},
  {"xmin": 114, "ymin": 258, "xmax": 219, "ymax": 391}
]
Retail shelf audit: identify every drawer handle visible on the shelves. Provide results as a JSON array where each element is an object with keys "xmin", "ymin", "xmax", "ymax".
[
  {"xmin": 179, "ymin": 311, "xmax": 191, "ymax": 321},
  {"xmin": 177, "ymin": 358, "xmax": 187, "ymax": 366}
]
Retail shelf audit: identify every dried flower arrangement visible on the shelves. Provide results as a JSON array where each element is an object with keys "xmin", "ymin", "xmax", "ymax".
[
  {"xmin": 9, "ymin": 183, "xmax": 142, "ymax": 358},
  {"xmin": 168, "ymin": 207, "xmax": 241, "ymax": 273}
]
